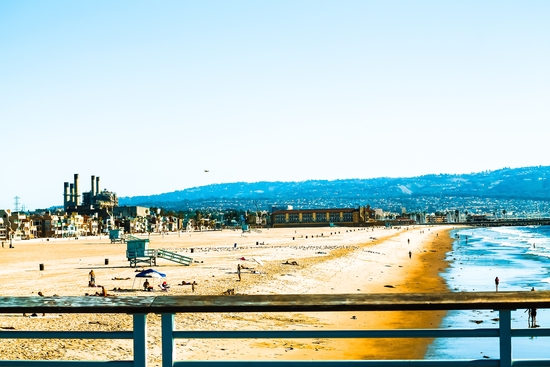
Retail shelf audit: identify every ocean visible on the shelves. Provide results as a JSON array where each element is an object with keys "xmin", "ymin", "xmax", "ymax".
[{"xmin": 426, "ymin": 225, "xmax": 550, "ymax": 360}]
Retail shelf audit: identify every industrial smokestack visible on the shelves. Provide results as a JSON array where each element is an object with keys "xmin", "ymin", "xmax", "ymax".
[
  {"xmin": 91, "ymin": 175, "xmax": 96, "ymax": 197},
  {"xmin": 64, "ymin": 182, "xmax": 69, "ymax": 209},
  {"xmin": 74, "ymin": 174, "xmax": 80, "ymax": 206},
  {"xmin": 69, "ymin": 183, "xmax": 75, "ymax": 206},
  {"xmin": 96, "ymin": 176, "xmax": 100, "ymax": 194}
]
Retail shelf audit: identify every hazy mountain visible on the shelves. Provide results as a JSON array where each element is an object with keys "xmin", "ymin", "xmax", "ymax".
[{"xmin": 118, "ymin": 166, "xmax": 550, "ymax": 212}]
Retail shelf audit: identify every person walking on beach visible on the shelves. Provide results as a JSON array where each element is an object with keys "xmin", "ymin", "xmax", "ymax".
[
  {"xmin": 237, "ymin": 264, "xmax": 241, "ymax": 281},
  {"xmin": 495, "ymin": 277, "xmax": 500, "ymax": 292},
  {"xmin": 528, "ymin": 287, "xmax": 537, "ymax": 328},
  {"xmin": 529, "ymin": 308, "xmax": 537, "ymax": 327},
  {"xmin": 89, "ymin": 270, "xmax": 95, "ymax": 287},
  {"xmin": 408, "ymin": 251, "xmax": 412, "ymax": 259}
]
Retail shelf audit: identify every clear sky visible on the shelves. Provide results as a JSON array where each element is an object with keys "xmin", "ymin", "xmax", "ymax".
[{"xmin": 1, "ymin": 1, "xmax": 549, "ymax": 210}]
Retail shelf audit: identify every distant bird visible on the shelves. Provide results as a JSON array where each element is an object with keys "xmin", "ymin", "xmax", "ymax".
[{"xmin": 204, "ymin": 170, "xmax": 209, "ymax": 172}]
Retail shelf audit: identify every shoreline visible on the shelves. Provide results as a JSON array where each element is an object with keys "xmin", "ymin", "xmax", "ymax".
[
  {"xmin": 231, "ymin": 226, "xmax": 455, "ymax": 360},
  {"xmin": 0, "ymin": 226, "xmax": 457, "ymax": 363}
]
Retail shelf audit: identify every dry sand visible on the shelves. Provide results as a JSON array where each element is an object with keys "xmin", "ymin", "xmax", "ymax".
[{"xmin": 0, "ymin": 225, "xmax": 456, "ymax": 365}]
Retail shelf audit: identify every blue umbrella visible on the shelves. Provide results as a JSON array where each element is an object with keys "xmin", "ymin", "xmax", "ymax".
[
  {"xmin": 135, "ymin": 269, "xmax": 166, "ymax": 278},
  {"xmin": 133, "ymin": 269, "xmax": 167, "ymax": 290}
]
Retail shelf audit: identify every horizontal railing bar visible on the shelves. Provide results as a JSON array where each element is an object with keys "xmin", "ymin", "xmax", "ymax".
[
  {"xmin": 173, "ymin": 328, "xmax": 501, "ymax": 339},
  {"xmin": 0, "ymin": 361, "xmax": 134, "ymax": 366},
  {"xmin": 172, "ymin": 360, "xmax": 501, "ymax": 367},
  {"xmin": 511, "ymin": 328, "xmax": 550, "ymax": 337},
  {"xmin": 2, "ymin": 292, "xmax": 550, "ymax": 314},
  {"xmin": 511, "ymin": 360, "xmax": 550, "ymax": 366},
  {"xmin": 151, "ymin": 292, "xmax": 550, "ymax": 313},
  {"xmin": 0, "ymin": 331, "xmax": 133, "ymax": 339},
  {"xmin": 1, "ymin": 294, "xmax": 549, "ymax": 367}
]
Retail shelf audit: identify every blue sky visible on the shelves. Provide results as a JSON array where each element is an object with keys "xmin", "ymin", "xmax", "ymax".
[{"xmin": 1, "ymin": 1, "xmax": 549, "ymax": 210}]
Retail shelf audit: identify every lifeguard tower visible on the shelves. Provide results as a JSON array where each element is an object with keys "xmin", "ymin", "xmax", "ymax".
[
  {"xmin": 126, "ymin": 236, "xmax": 153, "ymax": 268},
  {"xmin": 109, "ymin": 229, "xmax": 125, "ymax": 243},
  {"xmin": 125, "ymin": 235, "xmax": 194, "ymax": 268}
]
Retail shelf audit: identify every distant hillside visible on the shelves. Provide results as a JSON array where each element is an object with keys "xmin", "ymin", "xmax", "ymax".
[{"xmin": 119, "ymin": 166, "xmax": 550, "ymax": 212}]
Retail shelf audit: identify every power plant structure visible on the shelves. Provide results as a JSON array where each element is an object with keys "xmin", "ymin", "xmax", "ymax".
[{"xmin": 63, "ymin": 174, "xmax": 118, "ymax": 217}]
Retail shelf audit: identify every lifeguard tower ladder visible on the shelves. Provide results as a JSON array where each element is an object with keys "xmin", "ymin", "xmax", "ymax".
[{"xmin": 125, "ymin": 235, "xmax": 194, "ymax": 268}]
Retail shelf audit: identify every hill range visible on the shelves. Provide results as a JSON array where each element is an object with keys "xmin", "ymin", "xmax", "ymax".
[{"xmin": 119, "ymin": 166, "xmax": 550, "ymax": 214}]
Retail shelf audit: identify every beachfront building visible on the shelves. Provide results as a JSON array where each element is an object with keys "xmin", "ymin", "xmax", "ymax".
[
  {"xmin": 113, "ymin": 206, "xmax": 151, "ymax": 234},
  {"xmin": 426, "ymin": 213, "xmax": 449, "ymax": 224},
  {"xmin": 4, "ymin": 212, "xmax": 26, "ymax": 240},
  {"xmin": 114, "ymin": 206, "xmax": 150, "ymax": 218},
  {"xmin": 271, "ymin": 206, "xmax": 376, "ymax": 228},
  {"xmin": 37, "ymin": 213, "xmax": 61, "ymax": 238},
  {"xmin": 28, "ymin": 213, "xmax": 97, "ymax": 238},
  {"xmin": 32, "ymin": 216, "xmax": 43, "ymax": 237},
  {"xmin": 0, "ymin": 216, "xmax": 6, "ymax": 241},
  {"xmin": 118, "ymin": 216, "xmax": 149, "ymax": 234},
  {"xmin": 162, "ymin": 216, "xmax": 179, "ymax": 232},
  {"xmin": 20, "ymin": 217, "xmax": 37, "ymax": 239}
]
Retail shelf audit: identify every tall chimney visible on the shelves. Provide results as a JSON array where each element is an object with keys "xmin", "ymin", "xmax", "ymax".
[
  {"xmin": 91, "ymin": 175, "xmax": 96, "ymax": 197},
  {"xmin": 74, "ymin": 174, "xmax": 80, "ymax": 206},
  {"xmin": 64, "ymin": 182, "xmax": 69, "ymax": 209},
  {"xmin": 69, "ymin": 183, "xmax": 75, "ymax": 206},
  {"xmin": 96, "ymin": 176, "xmax": 100, "ymax": 194}
]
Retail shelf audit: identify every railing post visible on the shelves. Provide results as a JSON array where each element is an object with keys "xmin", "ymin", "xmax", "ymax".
[
  {"xmin": 499, "ymin": 309, "xmax": 512, "ymax": 367},
  {"xmin": 133, "ymin": 313, "xmax": 148, "ymax": 367},
  {"xmin": 162, "ymin": 313, "xmax": 175, "ymax": 367}
]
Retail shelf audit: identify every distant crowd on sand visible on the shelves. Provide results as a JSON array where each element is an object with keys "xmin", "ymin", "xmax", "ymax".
[
  {"xmin": 168, "ymin": 243, "xmax": 360, "ymax": 255},
  {"xmin": 85, "ymin": 270, "xmax": 109, "ymax": 297},
  {"xmin": 85, "ymin": 269, "xmax": 199, "ymax": 295}
]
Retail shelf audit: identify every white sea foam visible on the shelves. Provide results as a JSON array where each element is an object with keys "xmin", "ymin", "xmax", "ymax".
[{"xmin": 428, "ymin": 225, "xmax": 550, "ymax": 360}]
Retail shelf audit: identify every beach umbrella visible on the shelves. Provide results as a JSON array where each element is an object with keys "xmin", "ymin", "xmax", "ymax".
[
  {"xmin": 132, "ymin": 269, "xmax": 167, "ymax": 289},
  {"xmin": 135, "ymin": 269, "xmax": 166, "ymax": 278}
]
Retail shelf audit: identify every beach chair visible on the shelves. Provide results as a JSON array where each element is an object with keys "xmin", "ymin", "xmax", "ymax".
[{"xmin": 158, "ymin": 284, "xmax": 168, "ymax": 292}]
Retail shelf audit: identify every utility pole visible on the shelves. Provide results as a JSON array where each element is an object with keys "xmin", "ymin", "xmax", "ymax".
[{"xmin": 14, "ymin": 196, "xmax": 20, "ymax": 212}]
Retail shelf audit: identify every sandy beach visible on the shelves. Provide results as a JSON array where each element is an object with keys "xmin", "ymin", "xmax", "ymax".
[{"xmin": 0, "ymin": 225, "xmax": 455, "ymax": 365}]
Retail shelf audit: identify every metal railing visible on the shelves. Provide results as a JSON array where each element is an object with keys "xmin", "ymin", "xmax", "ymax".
[{"xmin": 1, "ymin": 292, "xmax": 550, "ymax": 366}]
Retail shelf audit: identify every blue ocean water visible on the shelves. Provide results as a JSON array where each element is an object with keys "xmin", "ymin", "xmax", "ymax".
[{"xmin": 426, "ymin": 226, "xmax": 550, "ymax": 360}]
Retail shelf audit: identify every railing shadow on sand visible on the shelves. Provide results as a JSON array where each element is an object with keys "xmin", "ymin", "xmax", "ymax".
[{"xmin": 1, "ymin": 292, "xmax": 550, "ymax": 367}]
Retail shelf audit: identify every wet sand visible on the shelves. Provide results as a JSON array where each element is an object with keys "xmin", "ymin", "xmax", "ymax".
[{"xmin": 0, "ymin": 225, "xmax": 455, "ymax": 365}]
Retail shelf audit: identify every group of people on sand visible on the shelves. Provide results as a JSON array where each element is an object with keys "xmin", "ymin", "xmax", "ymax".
[
  {"xmin": 86, "ymin": 270, "xmax": 108, "ymax": 296},
  {"xmin": 90, "ymin": 268, "xmax": 196, "ymax": 293},
  {"xmin": 85, "ymin": 286, "xmax": 108, "ymax": 297},
  {"xmin": 142, "ymin": 279, "xmax": 197, "ymax": 292},
  {"xmin": 143, "ymin": 279, "xmax": 172, "ymax": 292}
]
